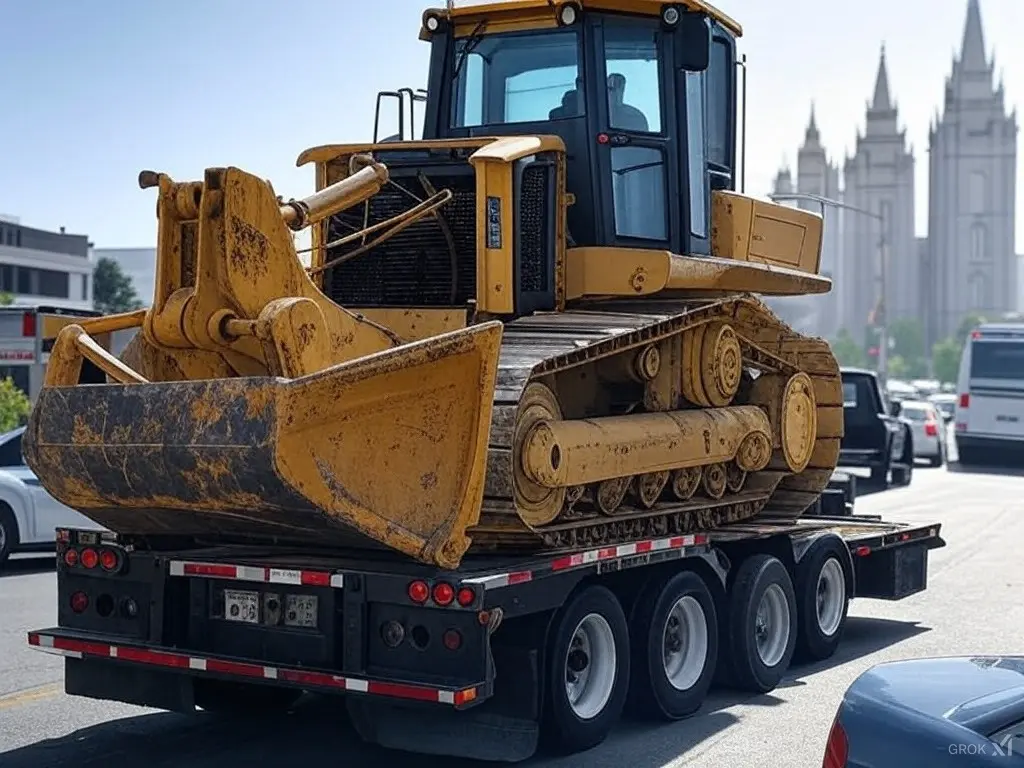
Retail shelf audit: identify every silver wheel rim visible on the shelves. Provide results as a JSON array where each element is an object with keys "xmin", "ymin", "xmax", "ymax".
[
  {"xmin": 816, "ymin": 558, "xmax": 846, "ymax": 637},
  {"xmin": 564, "ymin": 613, "xmax": 617, "ymax": 720},
  {"xmin": 0, "ymin": 521, "xmax": 6, "ymax": 553},
  {"xmin": 662, "ymin": 595, "xmax": 709, "ymax": 691},
  {"xmin": 755, "ymin": 583, "xmax": 790, "ymax": 667}
]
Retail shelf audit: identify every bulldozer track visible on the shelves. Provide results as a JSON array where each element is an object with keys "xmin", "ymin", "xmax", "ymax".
[{"xmin": 468, "ymin": 294, "xmax": 842, "ymax": 552}]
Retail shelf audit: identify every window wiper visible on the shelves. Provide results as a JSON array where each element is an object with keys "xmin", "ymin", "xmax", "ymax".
[{"xmin": 452, "ymin": 20, "xmax": 487, "ymax": 80}]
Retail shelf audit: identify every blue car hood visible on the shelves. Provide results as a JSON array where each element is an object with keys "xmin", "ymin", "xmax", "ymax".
[{"xmin": 848, "ymin": 656, "xmax": 1024, "ymax": 732}]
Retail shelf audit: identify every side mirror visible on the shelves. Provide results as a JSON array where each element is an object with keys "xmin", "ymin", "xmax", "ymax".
[
  {"xmin": 676, "ymin": 12, "xmax": 711, "ymax": 72},
  {"xmin": 943, "ymin": 412, "xmax": 954, "ymax": 424},
  {"xmin": 889, "ymin": 402, "xmax": 902, "ymax": 417}
]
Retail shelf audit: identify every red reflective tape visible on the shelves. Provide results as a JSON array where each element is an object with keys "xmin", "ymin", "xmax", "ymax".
[
  {"xmin": 635, "ymin": 540, "xmax": 653, "ymax": 553},
  {"xmin": 692, "ymin": 533, "xmax": 709, "ymax": 545},
  {"xmin": 116, "ymin": 645, "xmax": 192, "ymax": 669},
  {"xmin": 206, "ymin": 658, "xmax": 265, "ymax": 678},
  {"xmin": 550, "ymin": 554, "xmax": 579, "ymax": 571},
  {"xmin": 50, "ymin": 636, "xmax": 114, "ymax": 657},
  {"xmin": 279, "ymin": 668, "xmax": 345, "ymax": 689},
  {"xmin": 597, "ymin": 547, "xmax": 617, "ymax": 560},
  {"xmin": 367, "ymin": 680, "xmax": 441, "ymax": 703},
  {"xmin": 184, "ymin": 563, "xmax": 237, "ymax": 579},
  {"xmin": 300, "ymin": 571, "xmax": 332, "ymax": 587},
  {"xmin": 669, "ymin": 536, "xmax": 686, "ymax": 548},
  {"xmin": 506, "ymin": 571, "xmax": 532, "ymax": 585}
]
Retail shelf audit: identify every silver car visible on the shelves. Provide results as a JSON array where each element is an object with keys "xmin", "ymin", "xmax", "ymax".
[{"xmin": 897, "ymin": 400, "xmax": 946, "ymax": 467}]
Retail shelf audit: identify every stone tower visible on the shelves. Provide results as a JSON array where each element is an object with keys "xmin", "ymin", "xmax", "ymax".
[
  {"xmin": 842, "ymin": 45, "xmax": 917, "ymax": 340},
  {"xmin": 925, "ymin": 0, "xmax": 1018, "ymax": 346}
]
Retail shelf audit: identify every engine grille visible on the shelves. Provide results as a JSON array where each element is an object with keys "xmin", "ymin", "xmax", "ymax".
[
  {"xmin": 325, "ymin": 170, "xmax": 476, "ymax": 307},
  {"xmin": 518, "ymin": 163, "xmax": 551, "ymax": 295}
]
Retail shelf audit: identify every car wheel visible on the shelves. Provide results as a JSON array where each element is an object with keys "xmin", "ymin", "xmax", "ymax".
[{"xmin": 0, "ymin": 503, "xmax": 18, "ymax": 566}]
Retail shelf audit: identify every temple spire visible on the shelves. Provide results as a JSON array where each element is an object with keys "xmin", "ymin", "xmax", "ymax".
[
  {"xmin": 960, "ymin": 0, "xmax": 987, "ymax": 72},
  {"xmin": 871, "ymin": 44, "xmax": 892, "ymax": 111}
]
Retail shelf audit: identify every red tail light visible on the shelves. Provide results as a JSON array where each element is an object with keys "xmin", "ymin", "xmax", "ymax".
[
  {"xmin": 822, "ymin": 716, "xmax": 848, "ymax": 768},
  {"xmin": 63, "ymin": 548, "xmax": 79, "ymax": 567},
  {"xmin": 456, "ymin": 586, "xmax": 476, "ymax": 607},
  {"xmin": 925, "ymin": 421, "xmax": 938, "ymax": 437},
  {"xmin": 99, "ymin": 548, "xmax": 119, "ymax": 571},
  {"xmin": 21, "ymin": 312, "xmax": 35, "ymax": 337},
  {"xmin": 432, "ymin": 582, "xmax": 455, "ymax": 606},
  {"xmin": 408, "ymin": 580, "xmax": 429, "ymax": 604},
  {"xmin": 70, "ymin": 591, "xmax": 89, "ymax": 614},
  {"xmin": 959, "ymin": 393, "xmax": 970, "ymax": 408},
  {"xmin": 80, "ymin": 548, "xmax": 99, "ymax": 569},
  {"xmin": 971, "ymin": 330, "xmax": 982, "ymax": 339}
]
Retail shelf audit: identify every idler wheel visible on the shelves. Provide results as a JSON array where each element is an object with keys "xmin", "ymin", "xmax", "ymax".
[
  {"xmin": 513, "ymin": 383, "xmax": 567, "ymax": 527},
  {"xmin": 779, "ymin": 373, "xmax": 817, "ymax": 474},
  {"xmin": 682, "ymin": 323, "xmax": 743, "ymax": 408},
  {"xmin": 701, "ymin": 463, "xmax": 727, "ymax": 500}
]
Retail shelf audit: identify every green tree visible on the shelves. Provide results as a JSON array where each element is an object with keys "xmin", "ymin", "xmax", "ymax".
[
  {"xmin": 0, "ymin": 377, "xmax": 31, "ymax": 432},
  {"xmin": 890, "ymin": 317, "xmax": 926, "ymax": 362},
  {"xmin": 93, "ymin": 257, "xmax": 143, "ymax": 314},
  {"xmin": 0, "ymin": 292, "xmax": 14, "ymax": 307},
  {"xmin": 932, "ymin": 336, "xmax": 962, "ymax": 384},
  {"xmin": 955, "ymin": 313, "xmax": 987, "ymax": 344},
  {"xmin": 831, "ymin": 328, "xmax": 866, "ymax": 368},
  {"xmin": 888, "ymin": 355, "xmax": 910, "ymax": 380}
]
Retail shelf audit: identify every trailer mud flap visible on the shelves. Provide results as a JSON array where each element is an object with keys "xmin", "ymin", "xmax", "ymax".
[{"xmin": 23, "ymin": 322, "xmax": 503, "ymax": 568}]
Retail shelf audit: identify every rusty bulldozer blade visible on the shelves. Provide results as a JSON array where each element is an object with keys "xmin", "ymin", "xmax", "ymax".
[{"xmin": 24, "ymin": 321, "xmax": 503, "ymax": 569}]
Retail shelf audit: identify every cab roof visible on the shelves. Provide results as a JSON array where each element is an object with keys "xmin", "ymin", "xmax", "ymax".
[{"xmin": 427, "ymin": 0, "xmax": 742, "ymax": 38}]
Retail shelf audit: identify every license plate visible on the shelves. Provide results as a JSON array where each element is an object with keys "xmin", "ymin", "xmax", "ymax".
[
  {"xmin": 285, "ymin": 594, "xmax": 318, "ymax": 628},
  {"xmin": 224, "ymin": 589, "xmax": 260, "ymax": 624}
]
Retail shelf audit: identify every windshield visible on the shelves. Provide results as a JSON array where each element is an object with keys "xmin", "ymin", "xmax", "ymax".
[
  {"xmin": 899, "ymin": 404, "xmax": 931, "ymax": 422},
  {"xmin": 970, "ymin": 341, "xmax": 1024, "ymax": 380},
  {"xmin": 451, "ymin": 29, "xmax": 582, "ymax": 128}
]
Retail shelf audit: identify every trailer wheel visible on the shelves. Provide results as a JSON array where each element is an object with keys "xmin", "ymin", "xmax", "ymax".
[
  {"xmin": 794, "ymin": 539, "xmax": 850, "ymax": 662},
  {"xmin": 722, "ymin": 555, "xmax": 797, "ymax": 693},
  {"xmin": 194, "ymin": 680, "xmax": 302, "ymax": 715},
  {"xmin": 542, "ymin": 585, "xmax": 630, "ymax": 755},
  {"xmin": 628, "ymin": 571, "xmax": 718, "ymax": 720}
]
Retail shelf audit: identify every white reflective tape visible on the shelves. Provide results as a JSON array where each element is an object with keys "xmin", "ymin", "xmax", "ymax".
[
  {"xmin": 616, "ymin": 543, "xmax": 637, "ymax": 557},
  {"xmin": 38, "ymin": 635, "xmax": 54, "ymax": 648},
  {"xmin": 109, "ymin": 647, "xmax": 118, "ymax": 658},
  {"xmin": 581, "ymin": 550, "xmax": 599, "ymax": 564},
  {"xmin": 345, "ymin": 678, "xmax": 369, "ymax": 693},
  {"xmin": 438, "ymin": 690, "xmax": 455, "ymax": 704},
  {"xmin": 268, "ymin": 568, "xmax": 302, "ymax": 585},
  {"xmin": 39, "ymin": 648, "xmax": 82, "ymax": 659},
  {"xmin": 169, "ymin": 561, "xmax": 185, "ymax": 576},
  {"xmin": 463, "ymin": 573, "xmax": 510, "ymax": 590},
  {"xmin": 189, "ymin": 658, "xmax": 207, "ymax": 671},
  {"xmin": 233, "ymin": 565, "xmax": 267, "ymax": 582},
  {"xmin": 651, "ymin": 538, "xmax": 671, "ymax": 551},
  {"xmin": 329, "ymin": 574, "xmax": 345, "ymax": 588},
  {"xmin": 263, "ymin": 667, "xmax": 278, "ymax": 679}
]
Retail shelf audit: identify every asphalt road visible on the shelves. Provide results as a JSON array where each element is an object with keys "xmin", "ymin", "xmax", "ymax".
[{"xmin": 2, "ymin": 450, "xmax": 1022, "ymax": 767}]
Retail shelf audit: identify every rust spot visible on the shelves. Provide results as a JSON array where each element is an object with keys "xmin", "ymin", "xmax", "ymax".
[{"xmin": 421, "ymin": 471, "xmax": 438, "ymax": 490}]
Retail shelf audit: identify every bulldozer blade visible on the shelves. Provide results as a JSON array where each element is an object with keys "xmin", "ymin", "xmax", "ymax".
[{"xmin": 23, "ymin": 322, "xmax": 504, "ymax": 569}]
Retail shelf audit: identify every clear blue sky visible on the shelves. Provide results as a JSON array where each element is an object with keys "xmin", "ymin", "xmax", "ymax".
[{"xmin": 1, "ymin": 0, "xmax": 1021, "ymax": 248}]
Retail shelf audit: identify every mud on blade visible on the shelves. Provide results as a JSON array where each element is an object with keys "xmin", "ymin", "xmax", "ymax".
[{"xmin": 23, "ymin": 322, "xmax": 503, "ymax": 569}]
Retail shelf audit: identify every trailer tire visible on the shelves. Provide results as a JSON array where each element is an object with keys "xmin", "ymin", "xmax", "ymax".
[
  {"xmin": 722, "ymin": 555, "xmax": 797, "ymax": 694},
  {"xmin": 628, "ymin": 571, "xmax": 718, "ymax": 721},
  {"xmin": 194, "ymin": 680, "xmax": 302, "ymax": 715},
  {"xmin": 794, "ymin": 539, "xmax": 850, "ymax": 662},
  {"xmin": 542, "ymin": 585, "xmax": 630, "ymax": 755}
]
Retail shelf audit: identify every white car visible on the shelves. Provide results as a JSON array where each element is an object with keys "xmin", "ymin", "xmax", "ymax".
[
  {"xmin": 0, "ymin": 426, "xmax": 104, "ymax": 565},
  {"xmin": 896, "ymin": 400, "xmax": 946, "ymax": 467}
]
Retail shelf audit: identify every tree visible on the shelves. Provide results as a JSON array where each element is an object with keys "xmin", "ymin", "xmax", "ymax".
[
  {"xmin": 0, "ymin": 292, "xmax": 13, "ymax": 307},
  {"xmin": 888, "ymin": 355, "xmax": 910, "ymax": 380},
  {"xmin": 0, "ymin": 377, "xmax": 31, "ymax": 432},
  {"xmin": 890, "ymin": 317, "xmax": 926, "ymax": 363},
  {"xmin": 830, "ymin": 328, "xmax": 866, "ymax": 368},
  {"xmin": 932, "ymin": 336, "xmax": 962, "ymax": 384},
  {"xmin": 93, "ymin": 257, "xmax": 143, "ymax": 314}
]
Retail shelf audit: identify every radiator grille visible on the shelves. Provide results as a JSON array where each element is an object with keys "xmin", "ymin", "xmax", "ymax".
[
  {"xmin": 518, "ymin": 164, "xmax": 550, "ymax": 294},
  {"xmin": 325, "ymin": 172, "xmax": 476, "ymax": 307}
]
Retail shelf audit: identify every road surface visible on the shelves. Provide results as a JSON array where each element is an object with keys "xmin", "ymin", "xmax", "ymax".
[{"xmin": 2, "ymin": 456, "xmax": 1021, "ymax": 767}]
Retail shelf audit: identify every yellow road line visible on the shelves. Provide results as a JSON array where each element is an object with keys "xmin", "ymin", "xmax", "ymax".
[{"xmin": 0, "ymin": 682, "xmax": 61, "ymax": 710}]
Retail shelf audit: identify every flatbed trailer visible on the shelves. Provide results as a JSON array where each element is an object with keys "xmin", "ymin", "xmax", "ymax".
[{"xmin": 29, "ymin": 515, "xmax": 944, "ymax": 762}]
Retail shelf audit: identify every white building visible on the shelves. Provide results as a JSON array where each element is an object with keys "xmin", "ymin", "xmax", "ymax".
[
  {"xmin": 91, "ymin": 247, "xmax": 156, "ymax": 307},
  {"xmin": 0, "ymin": 215, "xmax": 93, "ymax": 311}
]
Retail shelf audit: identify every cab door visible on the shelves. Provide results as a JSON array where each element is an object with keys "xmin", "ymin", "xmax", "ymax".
[{"xmin": 590, "ymin": 14, "xmax": 681, "ymax": 254}]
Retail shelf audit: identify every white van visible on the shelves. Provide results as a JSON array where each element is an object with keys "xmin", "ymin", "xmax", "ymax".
[{"xmin": 954, "ymin": 322, "xmax": 1024, "ymax": 464}]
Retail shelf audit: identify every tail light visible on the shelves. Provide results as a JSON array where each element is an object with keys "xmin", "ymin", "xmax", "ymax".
[
  {"xmin": 99, "ymin": 548, "xmax": 120, "ymax": 571},
  {"xmin": 442, "ymin": 629, "xmax": 463, "ymax": 651},
  {"xmin": 70, "ymin": 591, "xmax": 89, "ymax": 613},
  {"xmin": 456, "ymin": 586, "xmax": 476, "ymax": 607},
  {"xmin": 822, "ymin": 716, "xmax": 848, "ymax": 768},
  {"xmin": 79, "ymin": 548, "xmax": 99, "ymax": 569},
  {"xmin": 959, "ymin": 393, "xmax": 970, "ymax": 408},
  {"xmin": 925, "ymin": 420, "xmax": 938, "ymax": 437},
  {"xmin": 63, "ymin": 548, "xmax": 79, "ymax": 567},
  {"xmin": 21, "ymin": 311, "xmax": 35, "ymax": 337},
  {"xmin": 408, "ymin": 580, "xmax": 429, "ymax": 604},
  {"xmin": 432, "ymin": 582, "xmax": 455, "ymax": 606}
]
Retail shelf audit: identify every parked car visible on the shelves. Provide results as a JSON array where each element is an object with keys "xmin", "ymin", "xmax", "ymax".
[
  {"xmin": 928, "ymin": 392, "xmax": 957, "ymax": 424},
  {"xmin": 840, "ymin": 368, "xmax": 914, "ymax": 487},
  {"xmin": 0, "ymin": 426, "xmax": 103, "ymax": 565},
  {"xmin": 896, "ymin": 399, "xmax": 946, "ymax": 467},
  {"xmin": 823, "ymin": 656, "xmax": 1024, "ymax": 766}
]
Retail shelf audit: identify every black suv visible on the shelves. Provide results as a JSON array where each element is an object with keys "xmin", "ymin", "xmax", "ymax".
[{"xmin": 839, "ymin": 368, "xmax": 915, "ymax": 488}]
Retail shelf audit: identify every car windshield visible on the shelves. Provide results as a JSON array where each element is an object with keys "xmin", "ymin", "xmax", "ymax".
[{"xmin": 900, "ymin": 404, "xmax": 931, "ymax": 422}]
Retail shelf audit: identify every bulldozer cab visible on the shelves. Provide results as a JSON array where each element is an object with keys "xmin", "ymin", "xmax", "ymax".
[{"xmin": 419, "ymin": 1, "xmax": 741, "ymax": 257}]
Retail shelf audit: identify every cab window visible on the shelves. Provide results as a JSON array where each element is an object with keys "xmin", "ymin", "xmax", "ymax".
[{"xmin": 452, "ymin": 29, "xmax": 582, "ymax": 127}]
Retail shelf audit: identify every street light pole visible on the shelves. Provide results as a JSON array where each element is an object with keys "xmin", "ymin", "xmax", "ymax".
[{"xmin": 768, "ymin": 192, "xmax": 888, "ymax": 384}]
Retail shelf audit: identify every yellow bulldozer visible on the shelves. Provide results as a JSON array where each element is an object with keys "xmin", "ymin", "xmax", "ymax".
[{"xmin": 24, "ymin": 0, "xmax": 841, "ymax": 570}]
